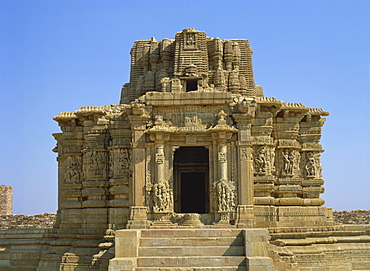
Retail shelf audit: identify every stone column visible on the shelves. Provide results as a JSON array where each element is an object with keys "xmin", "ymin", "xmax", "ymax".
[
  {"xmin": 211, "ymin": 131, "xmax": 235, "ymax": 225},
  {"xmin": 156, "ymin": 142, "xmax": 165, "ymax": 183},
  {"xmin": 126, "ymin": 106, "xmax": 151, "ymax": 229},
  {"xmin": 233, "ymin": 114, "xmax": 255, "ymax": 228},
  {"xmin": 219, "ymin": 143, "xmax": 228, "ymax": 181},
  {"xmin": 150, "ymin": 132, "xmax": 173, "ymax": 228}
]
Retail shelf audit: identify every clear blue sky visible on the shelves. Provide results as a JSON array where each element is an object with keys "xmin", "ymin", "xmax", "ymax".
[{"xmin": 1, "ymin": 0, "xmax": 369, "ymax": 214}]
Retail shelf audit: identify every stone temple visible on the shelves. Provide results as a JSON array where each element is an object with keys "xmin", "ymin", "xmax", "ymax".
[{"xmin": 1, "ymin": 28, "xmax": 369, "ymax": 271}]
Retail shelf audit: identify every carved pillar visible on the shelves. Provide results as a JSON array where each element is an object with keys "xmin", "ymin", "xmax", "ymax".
[
  {"xmin": 149, "ymin": 132, "xmax": 173, "ymax": 227},
  {"xmin": 219, "ymin": 143, "xmax": 228, "ymax": 181},
  {"xmin": 126, "ymin": 105, "xmax": 151, "ymax": 229},
  {"xmin": 213, "ymin": 134, "xmax": 233, "ymax": 224},
  {"xmin": 209, "ymin": 110, "xmax": 238, "ymax": 225},
  {"xmin": 233, "ymin": 114, "xmax": 255, "ymax": 228},
  {"xmin": 156, "ymin": 142, "xmax": 165, "ymax": 184}
]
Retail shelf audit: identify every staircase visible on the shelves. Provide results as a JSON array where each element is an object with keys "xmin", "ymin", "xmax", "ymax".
[
  {"xmin": 109, "ymin": 228, "xmax": 274, "ymax": 271},
  {"xmin": 136, "ymin": 229, "xmax": 246, "ymax": 270}
]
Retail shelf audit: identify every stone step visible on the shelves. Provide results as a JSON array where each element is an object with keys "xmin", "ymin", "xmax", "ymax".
[
  {"xmin": 140, "ymin": 236, "xmax": 244, "ymax": 247},
  {"xmin": 140, "ymin": 229, "xmax": 244, "ymax": 238},
  {"xmin": 139, "ymin": 245, "xmax": 245, "ymax": 256},
  {"xmin": 137, "ymin": 256, "xmax": 246, "ymax": 267},
  {"xmin": 135, "ymin": 266, "xmax": 247, "ymax": 271}
]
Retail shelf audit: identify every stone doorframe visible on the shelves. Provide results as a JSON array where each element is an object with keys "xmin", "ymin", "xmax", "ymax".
[{"xmin": 126, "ymin": 108, "xmax": 256, "ymax": 229}]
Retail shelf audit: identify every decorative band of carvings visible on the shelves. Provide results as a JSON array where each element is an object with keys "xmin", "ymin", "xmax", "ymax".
[
  {"xmin": 277, "ymin": 139, "xmax": 301, "ymax": 149},
  {"xmin": 251, "ymin": 136, "xmax": 274, "ymax": 145},
  {"xmin": 301, "ymin": 143, "xmax": 323, "ymax": 151}
]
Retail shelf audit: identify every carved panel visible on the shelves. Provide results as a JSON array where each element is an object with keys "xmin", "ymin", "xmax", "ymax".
[
  {"xmin": 64, "ymin": 156, "xmax": 81, "ymax": 183},
  {"xmin": 109, "ymin": 148, "xmax": 131, "ymax": 178},
  {"xmin": 83, "ymin": 151, "xmax": 107, "ymax": 179},
  {"xmin": 152, "ymin": 183, "xmax": 172, "ymax": 212},
  {"xmin": 214, "ymin": 179, "xmax": 236, "ymax": 212},
  {"xmin": 302, "ymin": 151, "xmax": 322, "ymax": 179}
]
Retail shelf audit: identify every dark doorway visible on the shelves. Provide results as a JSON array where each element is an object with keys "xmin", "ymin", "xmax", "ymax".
[
  {"xmin": 180, "ymin": 172, "xmax": 206, "ymax": 213},
  {"xmin": 186, "ymin": 80, "xmax": 198, "ymax": 91},
  {"xmin": 173, "ymin": 147, "xmax": 209, "ymax": 213}
]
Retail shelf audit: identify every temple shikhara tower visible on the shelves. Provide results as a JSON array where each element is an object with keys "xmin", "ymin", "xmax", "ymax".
[{"xmin": 1, "ymin": 29, "xmax": 369, "ymax": 271}]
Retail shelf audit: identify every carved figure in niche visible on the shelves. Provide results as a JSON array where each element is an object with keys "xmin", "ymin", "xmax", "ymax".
[
  {"xmin": 199, "ymin": 73, "xmax": 212, "ymax": 91},
  {"xmin": 215, "ymin": 180, "xmax": 235, "ymax": 212},
  {"xmin": 185, "ymin": 33, "xmax": 196, "ymax": 47},
  {"xmin": 65, "ymin": 156, "xmax": 81, "ymax": 182},
  {"xmin": 86, "ymin": 151, "xmax": 106, "ymax": 177},
  {"xmin": 305, "ymin": 152, "xmax": 316, "ymax": 177},
  {"xmin": 109, "ymin": 149, "xmax": 130, "ymax": 177},
  {"xmin": 254, "ymin": 146, "xmax": 267, "ymax": 173},
  {"xmin": 241, "ymin": 149, "xmax": 248, "ymax": 161},
  {"xmin": 282, "ymin": 149, "xmax": 294, "ymax": 175},
  {"xmin": 121, "ymin": 149, "xmax": 130, "ymax": 169},
  {"xmin": 152, "ymin": 183, "xmax": 171, "ymax": 212}
]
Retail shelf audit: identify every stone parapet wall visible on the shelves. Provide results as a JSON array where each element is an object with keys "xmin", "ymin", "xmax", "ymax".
[
  {"xmin": 0, "ymin": 213, "xmax": 56, "ymax": 230},
  {"xmin": 0, "ymin": 185, "xmax": 12, "ymax": 215}
]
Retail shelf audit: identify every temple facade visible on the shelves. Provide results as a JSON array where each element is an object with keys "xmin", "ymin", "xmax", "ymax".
[
  {"xmin": 53, "ymin": 28, "xmax": 332, "ymax": 230},
  {"xmin": 1, "ymin": 29, "xmax": 369, "ymax": 271}
]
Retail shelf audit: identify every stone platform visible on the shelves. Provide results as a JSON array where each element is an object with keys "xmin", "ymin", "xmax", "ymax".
[{"xmin": 109, "ymin": 228, "xmax": 273, "ymax": 271}]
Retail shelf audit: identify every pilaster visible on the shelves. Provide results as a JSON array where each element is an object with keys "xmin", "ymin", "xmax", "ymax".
[
  {"xmin": 126, "ymin": 104, "xmax": 151, "ymax": 229},
  {"xmin": 233, "ymin": 111, "xmax": 256, "ymax": 228}
]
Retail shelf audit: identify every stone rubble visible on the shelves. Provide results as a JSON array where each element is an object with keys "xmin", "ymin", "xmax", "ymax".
[
  {"xmin": 0, "ymin": 213, "xmax": 56, "ymax": 229},
  {"xmin": 333, "ymin": 209, "xmax": 370, "ymax": 224}
]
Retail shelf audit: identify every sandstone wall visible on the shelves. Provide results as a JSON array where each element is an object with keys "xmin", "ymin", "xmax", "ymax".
[{"xmin": 0, "ymin": 185, "xmax": 12, "ymax": 215}]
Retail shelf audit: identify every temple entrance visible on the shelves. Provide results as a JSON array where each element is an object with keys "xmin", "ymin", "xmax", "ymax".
[{"xmin": 173, "ymin": 147, "xmax": 209, "ymax": 213}]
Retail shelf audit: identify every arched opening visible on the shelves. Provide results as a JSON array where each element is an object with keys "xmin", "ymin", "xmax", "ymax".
[{"xmin": 173, "ymin": 146, "xmax": 209, "ymax": 213}]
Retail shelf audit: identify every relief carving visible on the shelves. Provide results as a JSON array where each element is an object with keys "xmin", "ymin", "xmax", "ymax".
[
  {"xmin": 156, "ymin": 153, "xmax": 164, "ymax": 164},
  {"xmin": 84, "ymin": 151, "xmax": 107, "ymax": 178},
  {"xmin": 64, "ymin": 156, "xmax": 81, "ymax": 183},
  {"xmin": 254, "ymin": 146, "xmax": 267, "ymax": 174},
  {"xmin": 218, "ymin": 152, "xmax": 227, "ymax": 163},
  {"xmin": 109, "ymin": 148, "xmax": 131, "ymax": 177},
  {"xmin": 215, "ymin": 180, "xmax": 236, "ymax": 212},
  {"xmin": 184, "ymin": 32, "xmax": 196, "ymax": 49},
  {"xmin": 152, "ymin": 183, "xmax": 172, "ymax": 213},
  {"xmin": 304, "ymin": 151, "xmax": 321, "ymax": 178},
  {"xmin": 282, "ymin": 149, "xmax": 295, "ymax": 176}
]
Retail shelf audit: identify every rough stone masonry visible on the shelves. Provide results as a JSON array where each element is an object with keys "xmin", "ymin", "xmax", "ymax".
[{"xmin": 0, "ymin": 185, "xmax": 12, "ymax": 215}]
